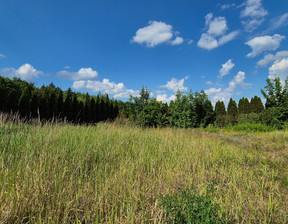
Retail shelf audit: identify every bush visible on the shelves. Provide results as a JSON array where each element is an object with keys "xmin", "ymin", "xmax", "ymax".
[
  {"xmin": 228, "ymin": 123, "xmax": 275, "ymax": 132},
  {"xmin": 159, "ymin": 184, "xmax": 228, "ymax": 224}
]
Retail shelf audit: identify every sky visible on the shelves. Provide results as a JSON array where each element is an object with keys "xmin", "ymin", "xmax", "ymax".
[{"xmin": 0, "ymin": 0, "xmax": 288, "ymax": 105}]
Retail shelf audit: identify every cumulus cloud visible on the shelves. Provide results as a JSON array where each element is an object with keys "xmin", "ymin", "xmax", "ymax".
[
  {"xmin": 197, "ymin": 13, "xmax": 239, "ymax": 50},
  {"xmin": 0, "ymin": 63, "xmax": 42, "ymax": 81},
  {"xmin": 156, "ymin": 94, "xmax": 176, "ymax": 103},
  {"xmin": 245, "ymin": 34, "xmax": 285, "ymax": 57},
  {"xmin": 268, "ymin": 58, "xmax": 288, "ymax": 81},
  {"xmin": 131, "ymin": 21, "xmax": 184, "ymax": 47},
  {"xmin": 0, "ymin": 53, "xmax": 5, "ymax": 58},
  {"xmin": 56, "ymin": 67, "xmax": 98, "ymax": 81},
  {"xmin": 73, "ymin": 79, "xmax": 139, "ymax": 99},
  {"xmin": 160, "ymin": 77, "xmax": 188, "ymax": 92},
  {"xmin": 205, "ymin": 71, "xmax": 251, "ymax": 104},
  {"xmin": 257, "ymin": 51, "xmax": 288, "ymax": 67},
  {"xmin": 240, "ymin": 0, "xmax": 268, "ymax": 32},
  {"xmin": 219, "ymin": 59, "xmax": 235, "ymax": 78}
]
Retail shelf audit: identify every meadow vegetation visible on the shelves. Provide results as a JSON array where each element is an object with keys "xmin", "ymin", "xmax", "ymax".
[{"xmin": 0, "ymin": 114, "xmax": 287, "ymax": 223}]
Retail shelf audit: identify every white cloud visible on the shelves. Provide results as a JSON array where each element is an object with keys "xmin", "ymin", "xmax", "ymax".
[
  {"xmin": 0, "ymin": 53, "xmax": 5, "ymax": 58},
  {"xmin": 170, "ymin": 36, "xmax": 184, "ymax": 45},
  {"xmin": 207, "ymin": 16, "xmax": 228, "ymax": 37},
  {"xmin": 219, "ymin": 59, "xmax": 235, "ymax": 78},
  {"xmin": 56, "ymin": 67, "xmax": 98, "ymax": 81},
  {"xmin": 245, "ymin": 34, "xmax": 285, "ymax": 57},
  {"xmin": 197, "ymin": 33, "xmax": 218, "ymax": 50},
  {"xmin": 268, "ymin": 58, "xmax": 288, "ymax": 81},
  {"xmin": 218, "ymin": 31, "xmax": 240, "ymax": 45},
  {"xmin": 0, "ymin": 63, "xmax": 42, "ymax": 81},
  {"xmin": 257, "ymin": 51, "xmax": 288, "ymax": 67},
  {"xmin": 221, "ymin": 3, "xmax": 236, "ymax": 10},
  {"xmin": 240, "ymin": 0, "xmax": 268, "ymax": 32},
  {"xmin": 188, "ymin": 40, "xmax": 194, "ymax": 45},
  {"xmin": 161, "ymin": 77, "xmax": 188, "ymax": 92},
  {"xmin": 205, "ymin": 88, "xmax": 221, "ymax": 95},
  {"xmin": 156, "ymin": 94, "xmax": 176, "ymax": 103},
  {"xmin": 73, "ymin": 78, "xmax": 138, "ymax": 99},
  {"xmin": 205, "ymin": 71, "xmax": 251, "ymax": 104},
  {"xmin": 197, "ymin": 13, "xmax": 239, "ymax": 50},
  {"xmin": 131, "ymin": 21, "xmax": 184, "ymax": 47}
]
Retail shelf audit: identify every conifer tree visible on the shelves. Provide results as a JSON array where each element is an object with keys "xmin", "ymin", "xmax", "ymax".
[
  {"xmin": 227, "ymin": 98, "xmax": 238, "ymax": 124},
  {"xmin": 30, "ymin": 89, "xmax": 39, "ymax": 118},
  {"xmin": 0, "ymin": 78, "xmax": 7, "ymax": 111},
  {"xmin": 64, "ymin": 88, "xmax": 73, "ymax": 121},
  {"xmin": 18, "ymin": 86, "xmax": 31, "ymax": 117},
  {"xmin": 39, "ymin": 87, "xmax": 49, "ymax": 120},
  {"xmin": 72, "ymin": 94, "xmax": 79, "ymax": 123},
  {"xmin": 49, "ymin": 89, "xmax": 57, "ymax": 119},
  {"xmin": 57, "ymin": 90, "xmax": 64, "ymax": 119},
  {"xmin": 90, "ymin": 98, "xmax": 96, "ymax": 123},
  {"xmin": 7, "ymin": 89, "xmax": 18, "ymax": 113},
  {"xmin": 250, "ymin": 96, "xmax": 264, "ymax": 113},
  {"xmin": 84, "ymin": 93, "xmax": 91, "ymax": 123},
  {"xmin": 214, "ymin": 101, "xmax": 226, "ymax": 116}
]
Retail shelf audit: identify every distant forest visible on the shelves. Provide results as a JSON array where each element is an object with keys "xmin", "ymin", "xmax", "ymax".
[{"xmin": 0, "ymin": 76, "xmax": 288, "ymax": 129}]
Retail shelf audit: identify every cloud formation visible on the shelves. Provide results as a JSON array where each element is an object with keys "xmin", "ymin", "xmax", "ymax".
[
  {"xmin": 197, "ymin": 13, "xmax": 239, "ymax": 50},
  {"xmin": 161, "ymin": 77, "xmax": 188, "ymax": 92},
  {"xmin": 240, "ymin": 0, "xmax": 268, "ymax": 32},
  {"xmin": 0, "ymin": 54, "xmax": 5, "ymax": 58},
  {"xmin": 268, "ymin": 58, "xmax": 288, "ymax": 81},
  {"xmin": 245, "ymin": 34, "xmax": 285, "ymax": 57},
  {"xmin": 257, "ymin": 51, "xmax": 288, "ymax": 67},
  {"xmin": 219, "ymin": 59, "xmax": 235, "ymax": 78},
  {"xmin": 56, "ymin": 67, "xmax": 98, "ymax": 81},
  {"xmin": 56, "ymin": 67, "xmax": 138, "ymax": 99},
  {"xmin": 131, "ymin": 21, "xmax": 184, "ymax": 47},
  {"xmin": 205, "ymin": 71, "xmax": 251, "ymax": 104},
  {"xmin": 156, "ymin": 94, "xmax": 176, "ymax": 103},
  {"xmin": 0, "ymin": 63, "xmax": 42, "ymax": 81}
]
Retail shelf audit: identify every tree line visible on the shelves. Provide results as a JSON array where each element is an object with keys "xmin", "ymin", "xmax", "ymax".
[
  {"xmin": 1, "ymin": 75, "xmax": 287, "ymax": 129},
  {"xmin": 119, "ymin": 76, "xmax": 288, "ymax": 129},
  {"xmin": 0, "ymin": 76, "xmax": 119, "ymax": 124}
]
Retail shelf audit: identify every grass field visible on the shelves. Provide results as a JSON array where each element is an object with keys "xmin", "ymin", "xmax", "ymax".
[{"xmin": 0, "ymin": 117, "xmax": 287, "ymax": 223}]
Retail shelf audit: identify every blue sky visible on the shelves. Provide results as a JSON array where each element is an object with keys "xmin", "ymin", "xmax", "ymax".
[{"xmin": 0, "ymin": 0, "xmax": 288, "ymax": 104}]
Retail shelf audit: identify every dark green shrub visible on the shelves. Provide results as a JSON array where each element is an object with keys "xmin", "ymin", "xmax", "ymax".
[{"xmin": 159, "ymin": 184, "xmax": 228, "ymax": 224}]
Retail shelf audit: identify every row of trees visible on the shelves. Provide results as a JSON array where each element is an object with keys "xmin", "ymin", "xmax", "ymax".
[
  {"xmin": 1, "ymin": 75, "xmax": 287, "ymax": 128},
  {"xmin": 0, "ymin": 77, "xmax": 119, "ymax": 124},
  {"xmin": 119, "ymin": 76, "xmax": 288, "ymax": 129}
]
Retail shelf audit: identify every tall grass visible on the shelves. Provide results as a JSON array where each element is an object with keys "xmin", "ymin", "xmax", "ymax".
[{"xmin": 0, "ymin": 115, "xmax": 287, "ymax": 223}]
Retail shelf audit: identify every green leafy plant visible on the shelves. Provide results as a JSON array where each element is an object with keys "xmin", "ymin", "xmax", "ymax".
[{"xmin": 159, "ymin": 183, "xmax": 228, "ymax": 224}]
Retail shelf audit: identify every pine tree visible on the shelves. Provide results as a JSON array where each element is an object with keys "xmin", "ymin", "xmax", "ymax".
[
  {"xmin": 7, "ymin": 89, "xmax": 19, "ymax": 113},
  {"xmin": 238, "ymin": 98, "xmax": 245, "ymax": 114},
  {"xmin": 90, "ymin": 98, "xmax": 96, "ymax": 123},
  {"xmin": 84, "ymin": 93, "xmax": 91, "ymax": 123},
  {"xmin": 39, "ymin": 87, "xmax": 49, "ymax": 120},
  {"xmin": 227, "ymin": 98, "xmax": 238, "ymax": 124},
  {"xmin": 57, "ymin": 90, "xmax": 64, "ymax": 119},
  {"xmin": 64, "ymin": 88, "xmax": 73, "ymax": 121},
  {"xmin": 250, "ymin": 96, "xmax": 264, "ymax": 113},
  {"xmin": 18, "ymin": 86, "xmax": 31, "ymax": 117},
  {"xmin": 30, "ymin": 89, "xmax": 39, "ymax": 118},
  {"xmin": 48, "ymin": 89, "xmax": 57, "ymax": 119},
  {"xmin": 72, "ymin": 94, "xmax": 79, "ymax": 123},
  {"xmin": 214, "ymin": 100, "xmax": 226, "ymax": 127},
  {"xmin": 0, "ymin": 78, "xmax": 7, "ymax": 111}
]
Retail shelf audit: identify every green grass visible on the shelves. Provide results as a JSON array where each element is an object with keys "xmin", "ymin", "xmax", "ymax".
[{"xmin": 0, "ymin": 117, "xmax": 287, "ymax": 223}]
